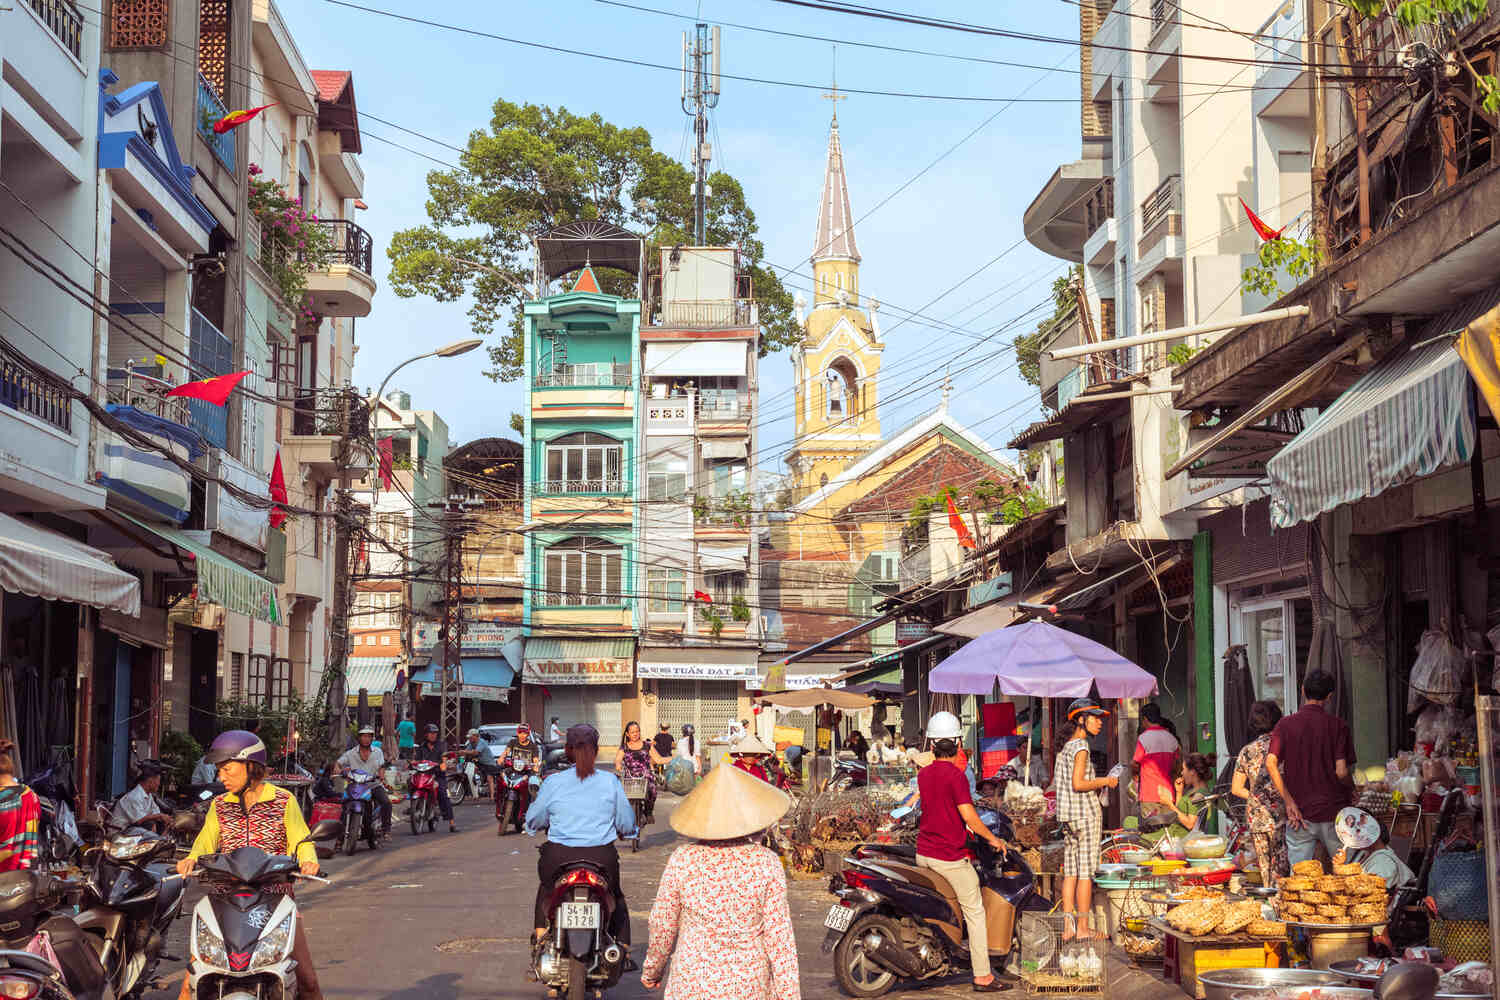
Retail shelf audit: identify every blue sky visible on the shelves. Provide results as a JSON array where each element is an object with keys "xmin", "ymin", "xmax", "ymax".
[{"xmin": 279, "ymin": 0, "xmax": 1083, "ymax": 471}]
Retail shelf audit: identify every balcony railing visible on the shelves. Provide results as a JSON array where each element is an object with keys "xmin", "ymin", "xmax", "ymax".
[
  {"xmin": 312, "ymin": 219, "xmax": 374, "ymax": 274},
  {"xmin": 534, "ymin": 363, "xmax": 632, "ymax": 388},
  {"xmin": 291, "ymin": 385, "xmax": 370, "ymax": 438},
  {"xmin": 1254, "ymin": 3, "xmax": 1305, "ymax": 88},
  {"xmin": 195, "ymin": 72, "xmax": 236, "ymax": 173},
  {"xmin": 540, "ymin": 478, "xmax": 627, "ymax": 495},
  {"xmin": 1150, "ymin": 0, "xmax": 1174, "ymax": 34},
  {"xmin": 28, "ymin": 0, "xmax": 83, "ymax": 58},
  {"xmin": 1139, "ymin": 174, "xmax": 1183, "ymax": 256},
  {"xmin": 188, "ymin": 309, "xmax": 231, "ymax": 449},
  {"xmin": 1084, "ymin": 179, "xmax": 1115, "ymax": 238},
  {"xmin": 659, "ymin": 298, "xmax": 758, "ymax": 329},
  {"xmin": 697, "ymin": 391, "xmax": 751, "ymax": 422},
  {"xmin": 1, "ymin": 356, "xmax": 72, "ymax": 433},
  {"xmin": 106, "ymin": 366, "xmax": 191, "ymax": 425},
  {"xmin": 541, "ymin": 591, "xmax": 623, "ymax": 608}
]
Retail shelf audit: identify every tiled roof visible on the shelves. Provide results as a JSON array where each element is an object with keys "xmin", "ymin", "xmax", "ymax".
[{"xmin": 310, "ymin": 70, "xmax": 350, "ymax": 103}]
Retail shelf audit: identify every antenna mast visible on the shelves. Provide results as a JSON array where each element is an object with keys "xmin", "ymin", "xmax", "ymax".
[{"xmin": 681, "ymin": 23, "xmax": 721, "ymax": 245}]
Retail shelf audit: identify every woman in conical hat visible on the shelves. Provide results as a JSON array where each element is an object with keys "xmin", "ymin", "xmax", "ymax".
[{"xmin": 640, "ymin": 764, "xmax": 800, "ymax": 999}]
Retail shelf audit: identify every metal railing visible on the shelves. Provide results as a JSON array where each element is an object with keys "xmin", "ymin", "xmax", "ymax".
[
  {"xmin": 1085, "ymin": 178, "xmax": 1115, "ymax": 238},
  {"xmin": 187, "ymin": 309, "xmax": 231, "ymax": 449},
  {"xmin": 534, "ymin": 363, "xmax": 632, "ymax": 388},
  {"xmin": 540, "ymin": 478, "xmax": 628, "ymax": 495},
  {"xmin": 658, "ymin": 298, "xmax": 757, "ymax": 329},
  {"xmin": 106, "ymin": 367, "xmax": 190, "ymax": 424},
  {"xmin": 1254, "ymin": 3, "xmax": 1305, "ymax": 87},
  {"xmin": 291, "ymin": 385, "xmax": 370, "ymax": 438},
  {"xmin": 1150, "ymin": 0, "xmax": 1174, "ymax": 34},
  {"xmin": 312, "ymin": 219, "xmax": 374, "ymax": 274},
  {"xmin": 28, "ymin": 0, "xmax": 82, "ymax": 58},
  {"xmin": 696, "ymin": 391, "xmax": 751, "ymax": 422},
  {"xmin": 540, "ymin": 591, "xmax": 623, "ymax": 607},
  {"xmin": 195, "ymin": 72, "xmax": 236, "ymax": 172},
  {"xmin": 1140, "ymin": 174, "xmax": 1182, "ymax": 235},
  {"xmin": 0, "ymin": 357, "xmax": 71, "ymax": 433}
]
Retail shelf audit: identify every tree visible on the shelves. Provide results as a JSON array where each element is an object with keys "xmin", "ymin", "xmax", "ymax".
[
  {"xmin": 1014, "ymin": 268, "xmax": 1080, "ymax": 391},
  {"xmin": 509, "ymin": 412, "xmax": 524, "ymax": 434},
  {"xmin": 387, "ymin": 100, "xmax": 799, "ymax": 382}
]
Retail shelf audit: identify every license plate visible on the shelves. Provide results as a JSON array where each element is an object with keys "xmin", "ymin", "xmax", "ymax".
[
  {"xmin": 558, "ymin": 901, "xmax": 600, "ymax": 930},
  {"xmin": 824, "ymin": 904, "xmax": 854, "ymax": 932}
]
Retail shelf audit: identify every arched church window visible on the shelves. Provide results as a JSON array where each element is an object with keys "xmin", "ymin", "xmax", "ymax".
[{"xmin": 825, "ymin": 358, "xmax": 859, "ymax": 420}]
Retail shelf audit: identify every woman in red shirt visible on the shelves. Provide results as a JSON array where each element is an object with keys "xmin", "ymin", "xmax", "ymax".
[{"xmin": 0, "ymin": 740, "xmax": 40, "ymax": 872}]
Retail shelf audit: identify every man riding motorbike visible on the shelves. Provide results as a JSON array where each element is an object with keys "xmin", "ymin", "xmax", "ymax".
[
  {"xmin": 415, "ymin": 723, "xmax": 458, "ymax": 832},
  {"xmin": 523, "ymin": 724, "xmax": 637, "ymax": 960},
  {"xmin": 336, "ymin": 725, "xmax": 392, "ymax": 837},
  {"xmin": 457, "ymin": 728, "xmax": 500, "ymax": 800},
  {"xmin": 174, "ymin": 730, "xmax": 325, "ymax": 1000}
]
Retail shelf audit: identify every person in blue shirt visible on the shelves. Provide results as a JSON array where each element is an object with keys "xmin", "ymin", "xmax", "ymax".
[
  {"xmin": 396, "ymin": 712, "xmax": 416, "ymax": 761},
  {"xmin": 525, "ymin": 724, "xmax": 637, "ymax": 951}
]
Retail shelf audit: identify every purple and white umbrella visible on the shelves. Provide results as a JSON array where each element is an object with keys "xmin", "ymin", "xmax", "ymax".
[{"xmin": 928, "ymin": 620, "xmax": 1159, "ymax": 699}]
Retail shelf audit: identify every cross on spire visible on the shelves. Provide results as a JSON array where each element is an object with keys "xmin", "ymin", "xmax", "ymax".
[{"xmin": 821, "ymin": 46, "xmax": 846, "ymax": 124}]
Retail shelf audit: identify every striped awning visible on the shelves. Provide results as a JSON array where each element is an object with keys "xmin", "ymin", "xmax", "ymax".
[
  {"xmin": 122, "ymin": 514, "xmax": 281, "ymax": 623},
  {"xmin": 1267, "ymin": 338, "xmax": 1476, "ymax": 527}
]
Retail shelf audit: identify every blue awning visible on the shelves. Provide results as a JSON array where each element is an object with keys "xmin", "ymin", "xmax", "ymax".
[
  {"xmin": 412, "ymin": 656, "xmax": 515, "ymax": 688},
  {"xmin": 1267, "ymin": 337, "xmax": 1476, "ymax": 528}
]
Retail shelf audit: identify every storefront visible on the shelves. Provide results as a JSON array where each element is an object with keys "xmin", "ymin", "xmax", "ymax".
[
  {"xmin": 638, "ymin": 648, "xmax": 756, "ymax": 744},
  {"xmin": 523, "ymin": 637, "xmax": 634, "ymax": 743}
]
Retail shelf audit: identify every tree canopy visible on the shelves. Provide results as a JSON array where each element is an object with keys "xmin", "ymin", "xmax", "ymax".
[
  {"xmin": 386, "ymin": 100, "xmax": 799, "ymax": 382},
  {"xmin": 1013, "ymin": 268, "xmax": 1079, "ymax": 392}
]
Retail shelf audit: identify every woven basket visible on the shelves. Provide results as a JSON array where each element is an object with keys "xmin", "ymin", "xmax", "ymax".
[
  {"xmin": 1430, "ymin": 850, "xmax": 1489, "ymax": 921},
  {"xmin": 1430, "ymin": 918, "xmax": 1492, "ymax": 964}
]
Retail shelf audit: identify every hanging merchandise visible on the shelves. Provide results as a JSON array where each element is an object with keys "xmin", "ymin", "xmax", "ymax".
[{"xmin": 1409, "ymin": 629, "xmax": 1465, "ymax": 711}]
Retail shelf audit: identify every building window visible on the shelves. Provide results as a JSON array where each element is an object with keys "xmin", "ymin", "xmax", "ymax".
[
  {"xmin": 543, "ymin": 432, "xmax": 624, "ymax": 494},
  {"xmin": 705, "ymin": 570, "xmax": 747, "ymax": 604},
  {"xmin": 704, "ymin": 458, "xmax": 747, "ymax": 498},
  {"xmin": 381, "ymin": 634, "xmax": 391, "ymax": 646},
  {"xmin": 197, "ymin": 0, "xmax": 230, "ymax": 99},
  {"xmin": 267, "ymin": 658, "xmax": 292, "ymax": 710},
  {"xmin": 648, "ymin": 567, "xmax": 686, "ymax": 612},
  {"xmin": 247, "ymin": 654, "xmax": 268, "ymax": 703},
  {"xmin": 646, "ymin": 457, "xmax": 688, "ymax": 501},
  {"xmin": 230, "ymin": 652, "xmax": 243, "ymax": 699},
  {"xmin": 297, "ymin": 142, "xmax": 314, "ymax": 209},
  {"xmin": 543, "ymin": 537, "xmax": 624, "ymax": 606}
]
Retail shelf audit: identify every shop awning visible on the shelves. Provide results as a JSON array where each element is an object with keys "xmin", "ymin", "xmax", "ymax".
[
  {"xmin": 121, "ymin": 514, "xmax": 281, "ymax": 623},
  {"xmin": 0, "ymin": 512, "xmax": 140, "ymax": 615},
  {"xmin": 411, "ymin": 656, "xmax": 515, "ymax": 689},
  {"xmin": 346, "ymin": 657, "xmax": 399, "ymax": 705},
  {"xmin": 1266, "ymin": 337, "xmax": 1476, "ymax": 528},
  {"xmin": 644, "ymin": 341, "xmax": 746, "ymax": 376},
  {"xmin": 698, "ymin": 544, "xmax": 749, "ymax": 570},
  {"xmin": 637, "ymin": 648, "xmax": 759, "ymax": 681},
  {"xmin": 701, "ymin": 439, "xmax": 748, "ymax": 459},
  {"xmin": 523, "ymin": 637, "xmax": 634, "ymax": 685},
  {"xmin": 936, "ymin": 575, "xmax": 1088, "ymax": 638}
]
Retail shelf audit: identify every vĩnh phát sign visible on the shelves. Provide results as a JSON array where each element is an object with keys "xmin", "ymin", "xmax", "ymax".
[{"xmin": 522, "ymin": 655, "xmax": 633, "ymax": 685}]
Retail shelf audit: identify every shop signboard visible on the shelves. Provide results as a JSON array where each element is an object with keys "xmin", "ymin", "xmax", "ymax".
[
  {"xmin": 637, "ymin": 660, "xmax": 759, "ymax": 681},
  {"xmin": 413, "ymin": 621, "xmax": 522, "ymax": 656},
  {"xmin": 459, "ymin": 684, "xmax": 509, "ymax": 702},
  {"xmin": 965, "ymin": 573, "xmax": 1013, "ymax": 609},
  {"xmin": 522, "ymin": 655, "xmax": 633, "ymax": 685},
  {"xmin": 896, "ymin": 621, "xmax": 934, "ymax": 646}
]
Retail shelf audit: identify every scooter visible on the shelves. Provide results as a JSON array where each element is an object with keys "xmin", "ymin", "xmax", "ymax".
[
  {"xmin": 74, "ymin": 829, "xmax": 186, "ymax": 999},
  {"xmin": 339, "ymin": 771, "xmax": 381, "ymax": 855},
  {"xmin": 182, "ymin": 819, "xmax": 342, "ymax": 1000},
  {"xmin": 827, "ymin": 756, "xmax": 869, "ymax": 793},
  {"xmin": 408, "ymin": 760, "xmax": 442, "ymax": 836},
  {"xmin": 822, "ymin": 809, "xmax": 1047, "ymax": 997},
  {"xmin": 531, "ymin": 858, "xmax": 628, "ymax": 1000},
  {"xmin": 0, "ymin": 869, "xmax": 113, "ymax": 1000},
  {"xmin": 496, "ymin": 755, "xmax": 539, "ymax": 835},
  {"xmin": 443, "ymin": 752, "xmax": 483, "ymax": 806}
]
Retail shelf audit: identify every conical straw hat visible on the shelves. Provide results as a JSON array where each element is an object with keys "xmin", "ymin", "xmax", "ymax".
[
  {"xmin": 731, "ymin": 734, "xmax": 772, "ymax": 755},
  {"xmin": 670, "ymin": 761, "xmax": 791, "ymax": 841}
]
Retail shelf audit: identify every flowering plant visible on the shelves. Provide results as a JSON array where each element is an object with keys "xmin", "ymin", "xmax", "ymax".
[{"xmin": 247, "ymin": 163, "xmax": 334, "ymax": 314}]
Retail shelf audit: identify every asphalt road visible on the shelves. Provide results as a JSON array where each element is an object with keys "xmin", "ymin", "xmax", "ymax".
[{"xmin": 143, "ymin": 791, "xmax": 1174, "ymax": 999}]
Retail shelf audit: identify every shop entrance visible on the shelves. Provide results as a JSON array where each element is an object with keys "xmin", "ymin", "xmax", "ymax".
[
  {"xmin": 1228, "ymin": 590, "xmax": 1314, "ymax": 717},
  {"xmin": 2, "ymin": 594, "xmax": 78, "ymax": 778},
  {"xmin": 187, "ymin": 627, "xmax": 219, "ymax": 748},
  {"xmin": 656, "ymin": 680, "xmax": 739, "ymax": 746}
]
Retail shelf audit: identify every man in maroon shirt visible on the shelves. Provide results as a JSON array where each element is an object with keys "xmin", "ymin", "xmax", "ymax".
[
  {"xmin": 1265, "ymin": 669, "xmax": 1356, "ymax": 866},
  {"xmin": 915, "ymin": 711, "xmax": 1009, "ymax": 993}
]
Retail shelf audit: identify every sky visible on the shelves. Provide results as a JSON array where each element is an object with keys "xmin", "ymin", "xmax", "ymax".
[{"xmin": 277, "ymin": 0, "xmax": 1085, "ymax": 476}]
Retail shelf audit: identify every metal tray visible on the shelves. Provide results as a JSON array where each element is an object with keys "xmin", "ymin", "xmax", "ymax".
[
  {"xmin": 1282, "ymin": 919, "xmax": 1385, "ymax": 931},
  {"xmin": 1328, "ymin": 960, "xmax": 1490, "ymax": 998}
]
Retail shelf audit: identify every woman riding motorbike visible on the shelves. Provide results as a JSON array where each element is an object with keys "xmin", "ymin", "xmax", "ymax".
[
  {"xmin": 614, "ymin": 721, "xmax": 665, "ymax": 820},
  {"xmin": 174, "ymin": 730, "xmax": 325, "ymax": 1000},
  {"xmin": 524, "ymin": 725, "xmax": 638, "ymax": 960}
]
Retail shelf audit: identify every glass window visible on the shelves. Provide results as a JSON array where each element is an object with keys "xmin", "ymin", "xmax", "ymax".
[
  {"xmin": 647, "ymin": 457, "xmax": 688, "ymax": 501},
  {"xmin": 648, "ymin": 568, "xmax": 686, "ymax": 612},
  {"xmin": 543, "ymin": 432, "xmax": 624, "ymax": 494},
  {"xmin": 705, "ymin": 571, "xmax": 746, "ymax": 603},
  {"xmin": 543, "ymin": 537, "xmax": 624, "ymax": 606},
  {"xmin": 706, "ymin": 459, "xmax": 747, "ymax": 497}
]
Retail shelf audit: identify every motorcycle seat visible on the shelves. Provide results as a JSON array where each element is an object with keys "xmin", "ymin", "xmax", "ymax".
[{"xmin": 869, "ymin": 860, "xmax": 962, "ymax": 922}]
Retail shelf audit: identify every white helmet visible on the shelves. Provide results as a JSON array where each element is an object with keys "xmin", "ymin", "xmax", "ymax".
[{"xmin": 926, "ymin": 711, "xmax": 961, "ymax": 740}]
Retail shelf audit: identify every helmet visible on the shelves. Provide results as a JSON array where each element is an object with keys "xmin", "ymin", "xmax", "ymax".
[
  {"xmin": 926, "ymin": 711, "xmax": 961, "ymax": 740},
  {"xmin": 205, "ymin": 730, "xmax": 268, "ymax": 766},
  {"xmin": 357, "ymin": 725, "xmax": 376, "ymax": 736},
  {"xmin": 1066, "ymin": 698, "xmax": 1111, "ymax": 722},
  {"xmin": 517, "ymin": 723, "xmax": 531, "ymax": 735},
  {"xmin": 682, "ymin": 724, "xmax": 695, "ymax": 735},
  {"xmin": 466, "ymin": 728, "xmax": 479, "ymax": 738},
  {"xmin": 425, "ymin": 723, "xmax": 439, "ymax": 734}
]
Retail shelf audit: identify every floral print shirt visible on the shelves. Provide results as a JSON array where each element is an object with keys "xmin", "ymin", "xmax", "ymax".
[
  {"xmin": 1234, "ymin": 734, "xmax": 1283, "ymax": 834},
  {"xmin": 644, "ymin": 842, "xmax": 801, "ymax": 1000}
]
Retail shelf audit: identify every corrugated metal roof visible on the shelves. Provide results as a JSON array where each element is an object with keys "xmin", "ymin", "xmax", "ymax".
[
  {"xmin": 346, "ymin": 657, "xmax": 398, "ymax": 694},
  {"xmin": 524, "ymin": 637, "xmax": 634, "ymax": 661}
]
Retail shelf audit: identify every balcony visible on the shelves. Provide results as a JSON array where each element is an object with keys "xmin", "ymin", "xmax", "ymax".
[
  {"xmin": 1138, "ymin": 174, "xmax": 1183, "ymax": 261},
  {"xmin": 540, "ymin": 477, "xmax": 627, "ymax": 496},
  {"xmin": 27, "ymin": 0, "xmax": 82, "ymax": 59},
  {"xmin": 1084, "ymin": 179, "xmax": 1114, "ymax": 240},
  {"xmin": 658, "ymin": 298, "xmax": 758, "ymax": 329},
  {"xmin": 1, "ymin": 357, "xmax": 72, "ymax": 434},
  {"xmin": 534, "ymin": 363, "xmax": 632, "ymax": 388},
  {"xmin": 187, "ymin": 309, "xmax": 231, "ymax": 450},
  {"xmin": 285, "ymin": 386, "xmax": 371, "ymax": 479},
  {"xmin": 645, "ymin": 395, "xmax": 693, "ymax": 434},
  {"xmin": 539, "ymin": 591, "xmax": 625, "ymax": 608},
  {"xmin": 304, "ymin": 219, "xmax": 376, "ymax": 318},
  {"xmin": 106, "ymin": 367, "xmax": 190, "ymax": 425},
  {"xmin": 195, "ymin": 73, "xmax": 236, "ymax": 173},
  {"xmin": 1254, "ymin": 2, "xmax": 1310, "ymax": 118},
  {"xmin": 697, "ymin": 390, "xmax": 751, "ymax": 424}
]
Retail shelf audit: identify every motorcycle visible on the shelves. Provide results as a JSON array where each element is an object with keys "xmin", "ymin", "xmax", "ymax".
[
  {"xmin": 822, "ymin": 809, "xmax": 1046, "ymax": 997},
  {"xmin": 531, "ymin": 858, "xmax": 627, "ymax": 1000},
  {"xmin": 182, "ymin": 819, "xmax": 342, "ymax": 1000},
  {"xmin": 496, "ymin": 755, "xmax": 539, "ymax": 835},
  {"xmin": 827, "ymin": 756, "xmax": 868, "ymax": 794},
  {"xmin": 73, "ymin": 829, "xmax": 186, "ymax": 999},
  {"xmin": 408, "ymin": 760, "xmax": 442, "ymax": 836},
  {"xmin": 0, "ymin": 868, "xmax": 115, "ymax": 1000},
  {"xmin": 26, "ymin": 758, "xmax": 81, "ymax": 870},
  {"xmin": 443, "ymin": 752, "xmax": 483, "ymax": 807},
  {"xmin": 339, "ymin": 771, "xmax": 381, "ymax": 854},
  {"xmin": 619, "ymin": 776, "xmax": 647, "ymax": 854}
]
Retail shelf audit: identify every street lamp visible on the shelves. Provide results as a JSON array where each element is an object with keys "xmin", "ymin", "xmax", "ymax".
[{"xmin": 370, "ymin": 337, "xmax": 484, "ymax": 408}]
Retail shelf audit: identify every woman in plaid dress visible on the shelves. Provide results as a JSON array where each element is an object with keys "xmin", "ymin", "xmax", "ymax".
[{"xmin": 1052, "ymin": 698, "xmax": 1117, "ymax": 940}]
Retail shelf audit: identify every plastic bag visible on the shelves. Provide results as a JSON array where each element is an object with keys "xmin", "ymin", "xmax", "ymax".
[
  {"xmin": 1409, "ymin": 629, "xmax": 1465, "ymax": 711},
  {"xmin": 663, "ymin": 757, "xmax": 696, "ymax": 796},
  {"xmin": 1414, "ymin": 704, "xmax": 1465, "ymax": 751}
]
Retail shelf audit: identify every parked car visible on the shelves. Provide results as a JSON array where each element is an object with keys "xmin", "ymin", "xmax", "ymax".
[{"xmin": 477, "ymin": 724, "xmax": 519, "ymax": 755}]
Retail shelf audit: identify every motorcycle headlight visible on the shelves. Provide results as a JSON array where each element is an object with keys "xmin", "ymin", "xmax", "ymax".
[
  {"xmin": 249, "ymin": 911, "xmax": 294, "ymax": 970},
  {"xmin": 106, "ymin": 835, "xmax": 156, "ymax": 861},
  {"xmin": 192, "ymin": 914, "xmax": 229, "ymax": 970}
]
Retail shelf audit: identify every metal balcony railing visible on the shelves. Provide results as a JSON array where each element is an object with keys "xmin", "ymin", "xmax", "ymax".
[
  {"xmin": 195, "ymin": 73, "xmax": 235, "ymax": 172},
  {"xmin": 1085, "ymin": 178, "xmax": 1115, "ymax": 238},
  {"xmin": 312, "ymin": 219, "xmax": 374, "ymax": 274},
  {"xmin": 696, "ymin": 391, "xmax": 751, "ymax": 422},
  {"xmin": 1140, "ymin": 174, "xmax": 1183, "ymax": 235},
  {"xmin": 659, "ymin": 299, "xmax": 757, "ymax": 329},
  {"xmin": 0, "ymin": 356, "xmax": 71, "ymax": 433},
  {"xmin": 187, "ymin": 309, "xmax": 232, "ymax": 449},
  {"xmin": 28, "ymin": 0, "xmax": 82, "ymax": 58},
  {"xmin": 534, "ymin": 363, "xmax": 632, "ymax": 388},
  {"xmin": 106, "ymin": 367, "xmax": 191, "ymax": 425},
  {"xmin": 1150, "ymin": 0, "xmax": 1174, "ymax": 34},
  {"xmin": 291, "ymin": 385, "xmax": 370, "ymax": 439},
  {"xmin": 540, "ymin": 478, "xmax": 627, "ymax": 495},
  {"xmin": 541, "ymin": 591, "xmax": 623, "ymax": 608}
]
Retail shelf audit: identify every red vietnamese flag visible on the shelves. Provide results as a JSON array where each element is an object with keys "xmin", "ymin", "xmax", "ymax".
[
  {"xmin": 946, "ymin": 492, "xmax": 977, "ymax": 550},
  {"xmin": 376, "ymin": 437, "xmax": 394, "ymax": 492},
  {"xmin": 1239, "ymin": 198, "xmax": 1285, "ymax": 242},
  {"xmin": 213, "ymin": 103, "xmax": 278, "ymax": 134},
  {"xmin": 165, "ymin": 370, "xmax": 251, "ymax": 406},
  {"xmin": 268, "ymin": 450, "xmax": 289, "ymax": 529},
  {"xmin": 693, "ymin": 589, "xmax": 714, "ymax": 604}
]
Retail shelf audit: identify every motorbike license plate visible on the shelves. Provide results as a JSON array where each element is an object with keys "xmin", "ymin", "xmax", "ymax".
[
  {"xmin": 824, "ymin": 904, "xmax": 854, "ymax": 933},
  {"xmin": 557, "ymin": 901, "xmax": 600, "ymax": 930}
]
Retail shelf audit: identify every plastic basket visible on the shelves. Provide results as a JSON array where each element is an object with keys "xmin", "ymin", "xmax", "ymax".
[{"xmin": 621, "ymin": 776, "xmax": 648, "ymax": 799}]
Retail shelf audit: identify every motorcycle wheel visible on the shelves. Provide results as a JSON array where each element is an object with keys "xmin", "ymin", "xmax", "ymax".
[
  {"xmin": 632, "ymin": 801, "xmax": 644, "ymax": 853},
  {"xmin": 566, "ymin": 956, "xmax": 587, "ymax": 1000},
  {"xmin": 829, "ymin": 775, "xmax": 855, "ymax": 794},
  {"xmin": 448, "ymin": 777, "xmax": 467, "ymax": 807},
  {"xmin": 833, "ymin": 914, "xmax": 901, "ymax": 998},
  {"xmin": 499, "ymin": 799, "xmax": 514, "ymax": 835},
  {"xmin": 343, "ymin": 819, "xmax": 360, "ymax": 856},
  {"xmin": 410, "ymin": 799, "xmax": 425, "ymax": 836},
  {"xmin": 366, "ymin": 815, "xmax": 378, "ymax": 850}
]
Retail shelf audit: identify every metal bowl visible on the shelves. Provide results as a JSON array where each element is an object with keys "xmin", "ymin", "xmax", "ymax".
[
  {"xmin": 1198, "ymin": 968, "xmax": 1346, "ymax": 1000},
  {"xmin": 1230, "ymin": 988, "xmax": 1371, "ymax": 1000}
]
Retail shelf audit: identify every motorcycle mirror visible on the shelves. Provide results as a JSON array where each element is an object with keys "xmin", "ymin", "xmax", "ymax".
[
  {"xmin": 199, "ymin": 789, "xmax": 213, "ymax": 801},
  {"xmin": 305, "ymin": 819, "xmax": 344, "ymax": 844}
]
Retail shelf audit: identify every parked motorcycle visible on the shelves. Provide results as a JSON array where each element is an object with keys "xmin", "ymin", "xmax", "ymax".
[
  {"xmin": 442, "ymin": 752, "xmax": 480, "ymax": 806},
  {"xmin": 339, "ymin": 770, "xmax": 381, "ymax": 854},
  {"xmin": 531, "ymin": 859, "xmax": 627, "ymax": 1000},
  {"xmin": 496, "ymin": 755, "xmax": 539, "ymax": 835},
  {"xmin": 74, "ymin": 829, "xmax": 186, "ymax": 999},
  {"xmin": 182, "ymin": 819, "xmax": 342, "ymax": 1000},
  {"xmin": 0, "ymin": 868, "xmax": 113, "ymax": 1000},
  {"xmin": 407, "ymin": 760, "xmax": 442, "ymax": 836},
  {"xmin": 827, "ymin": 756, "xmax": 868, "ymax": 794},
  {"xmin": 822, "ymin": 810, "xmax": 1046, "ymax": 997},
  {"xmin": 26, "ymin": 758, "xmax": 81, "ymax": 869}
]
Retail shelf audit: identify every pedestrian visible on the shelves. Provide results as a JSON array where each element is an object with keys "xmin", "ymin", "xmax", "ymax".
[
  {"xmin": 1231, "ymin": 699, "xmax": 1287, "ymax": 885},
  {"xmin": 414, "ymin": 723, "xmax": 458, "ymax": 832},
  {"xmin": 548, "ymin": 716, "xmax": 564, "ymax": 744},
  {"xmin": 1053, "ymin": 698, "xmax": 1118, "ymax": 941},
  {"xmin": 1132, "ymin": 703, "xmax": 1180, "ymax": 813},
  {"xmin": 728, "ymin": 735, "xmax": 776, "ymax": 784},
  {"xmin": 678, "ymin": 724, "xmax": 700, "ymax": 776},
  {"xmin": 642, "ymin": 762, "xmax": 800, "ymax": 999},
  {"xmin": 0, "ymin": 739, "xmax": 39, "ymax": 872},
  {"xmin": 913, "ymin": 711, "xmax": 1009, "ymax": 992},
  {"xmin": 396, "ymin": 711, "xmax": 416, "ymax": 761},
  {"xmin": 1265, "ymin": 669, "xmax": 1355, "ymax": 866},
  {"xmin": 653, "ymin": 723, "xmax": 676, "ymax": 762}
]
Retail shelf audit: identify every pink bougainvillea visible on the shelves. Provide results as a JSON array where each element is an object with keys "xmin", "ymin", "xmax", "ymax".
[{"xmin": 247, "ymin": 163, "xmax": 333, "ymax": 313}]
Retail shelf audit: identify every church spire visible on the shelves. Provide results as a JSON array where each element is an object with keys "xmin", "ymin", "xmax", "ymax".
[{"xmin": 812, "ymin": 112, "xmax": 859, "ymax": 263}]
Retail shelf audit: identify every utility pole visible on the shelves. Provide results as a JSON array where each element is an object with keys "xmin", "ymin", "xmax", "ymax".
[
  {"xmin": 323, "ymin": 389, "xmax": 364, "ymax": 752},
  {"xmin": 429, "ymin": 496, "xmax": 475, "ymax": 748},
  {"xmin": 681, "ymin": 23, "xmax": 721, "ymax": 244}
]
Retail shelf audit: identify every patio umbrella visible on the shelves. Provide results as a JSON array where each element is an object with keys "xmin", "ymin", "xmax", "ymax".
[
  {"xmin": 756, "ymin": 687, "xmax": 874, "ymax": 712},
  {"xmin": 929, "ymin": 620, "xmax": 1158, "ymax": 699}
]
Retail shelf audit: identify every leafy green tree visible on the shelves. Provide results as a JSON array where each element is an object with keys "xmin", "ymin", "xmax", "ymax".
[
  {"xmin": 387, "ymin": 100, "xmax": 799, "ymax": 381},
  {"xmin": 1014, "ymin": 268, "xmax": 1080, "ymax": 390}
]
